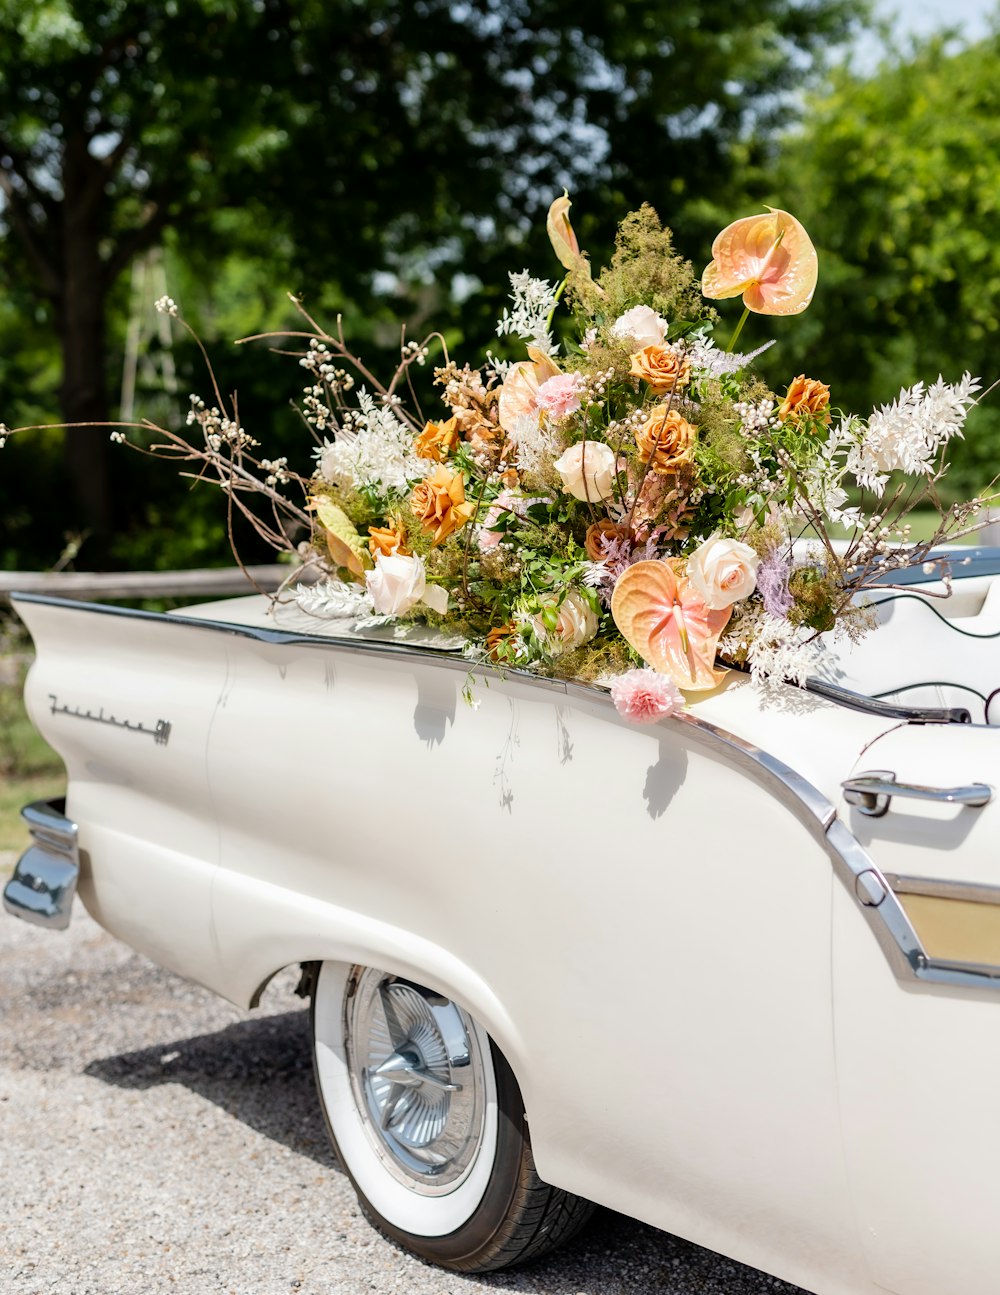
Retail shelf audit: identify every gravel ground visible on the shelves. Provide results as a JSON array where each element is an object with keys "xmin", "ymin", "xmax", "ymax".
[{"xmin": 0, "ymin": 906, "xmax": 810, "ymax": 1295}]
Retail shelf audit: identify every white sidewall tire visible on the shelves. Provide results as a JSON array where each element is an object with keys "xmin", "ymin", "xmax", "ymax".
[{"xmin": 312, "ymin": 961, "xmax": 499, "ymax": 1237}]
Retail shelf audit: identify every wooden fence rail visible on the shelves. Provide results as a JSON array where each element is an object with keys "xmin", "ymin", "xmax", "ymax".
[{"xmin": 0, "ymin": 565, "xmax": 291, "ymax": 603}]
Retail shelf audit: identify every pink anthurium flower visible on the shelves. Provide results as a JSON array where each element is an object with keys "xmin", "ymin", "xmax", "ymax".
[
  {"xmin": 611, "ymin": 560, "xmax": 732, "ymax": 692},
  {"xmin": 702, "ymin": 207, "xmax": 818, "ymax": 316}
]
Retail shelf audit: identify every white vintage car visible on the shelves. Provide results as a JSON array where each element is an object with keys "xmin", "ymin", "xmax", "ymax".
[{"xmin": 7, "ymin": 554, "xmax": 1000, "ymax": 1295}]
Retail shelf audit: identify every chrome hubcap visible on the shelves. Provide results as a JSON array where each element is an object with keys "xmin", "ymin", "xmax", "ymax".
[{"xmin": 345, "ymin": 970, "xmax": 488, "ymax": 1192}]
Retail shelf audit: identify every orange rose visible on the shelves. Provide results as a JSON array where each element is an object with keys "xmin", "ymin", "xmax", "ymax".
[
  {"xmin": 414, "ymin": 416, "xmax": 460, "ymax": 461},
  {"xmin": 486, "ymin": 622, "xmax": 519, "ymax": 662},
  {"xmin": 778, "ymin": 375, "xmax": 831, "ymax": 425},
  {"xmin": 367, "ymin": 521, "xmax": 410, "ymax": 559},
  {"xmin": 584, "ymin": 519, "xmax": 631, "ymax": 561},
  {"xmin": 635, "ymin": 406, "xmax": 696, "ymax": 474},
  {"xmin": 410, "ymin": 465, "xmax": 476, "ymax": 545},
  {"xmin": 628, "ymin": 345, "xmax": 691, "ymax": 394}
]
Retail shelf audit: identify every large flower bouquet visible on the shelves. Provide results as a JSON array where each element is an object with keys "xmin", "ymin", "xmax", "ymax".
[{"xmin": 11, "ymin": 197, "xmax": 990, "ymax": 720}]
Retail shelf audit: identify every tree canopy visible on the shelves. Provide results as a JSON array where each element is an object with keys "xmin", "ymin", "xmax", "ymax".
[
  {"xmin": 0, "ymin": 0, "xmax": 869, "ymax": 567},
  {"xmin": 773, "ymin": 29, "xmax": 1000, "ymax": 494}
]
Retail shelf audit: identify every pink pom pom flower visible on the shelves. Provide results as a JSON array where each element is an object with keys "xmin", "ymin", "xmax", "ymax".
[
  {"xmin": 609, "ymin": 667, "xmax": 683, "ymax": 724},
  {"xmin": 536, "ymin": 372, "xmax": 583, "ymax": 418}
]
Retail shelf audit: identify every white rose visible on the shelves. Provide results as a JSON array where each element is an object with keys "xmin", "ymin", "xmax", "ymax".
[
  {"xmin": 366, "ymin": 553, "xmax": 428, "ymax": 616},
  {"xmin": 553, "ymin": 440, "xmax": 618, "ymax": 502},
  {"xmin": 610, "ymin": 305, "xmax": 668, "ymax": 350},
  {"xmin": 687, "ymin": 535, "xmax": 760, "ymax": 610},
  {"xmin": 366, "ymin": 553, "xmax": 449, "ymax": 617},
  {"xmin": 531, "ymin": 588, "xmax": 598, "ymax": 656}
]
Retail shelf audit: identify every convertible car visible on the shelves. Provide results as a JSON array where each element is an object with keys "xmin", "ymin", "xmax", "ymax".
[{"xmin": 7, "ymin": 553, "xmax": 1000, "ymax": 1295}]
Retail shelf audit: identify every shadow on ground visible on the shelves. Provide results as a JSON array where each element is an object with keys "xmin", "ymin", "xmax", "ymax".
[
  {"xmin": 84, "ymin": 1006, "xmax": 809, "ymax": 1295},
  {"xmin": 85, "ymin": 1007, "xmax": 336, "ymax": 1169}
]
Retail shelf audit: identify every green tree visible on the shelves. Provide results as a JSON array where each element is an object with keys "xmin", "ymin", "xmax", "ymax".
[
  {"xmin": 0, "ymin": 0, "xmax": 868, "ymax": 566},
  {"xmin": 772, "ymin": 28, "xmax": 1000, "ymax": 494}
]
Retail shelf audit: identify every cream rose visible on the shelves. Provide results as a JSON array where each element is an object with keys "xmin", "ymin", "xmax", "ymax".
[
  {"xmin": 687, "ymin": 535, "xmax": 759, "ymax": 610},
  {"xmin": 553, "ymin": 440, "xmax": 617, "ymax": 502},
  {"xmin": 610, "ymin": 305, "xmax": 668, "ymax": 350},
  {"xmin": 530, "ymin": 588, "xmax": 598, "ymax": 656},
  {"xmin": 365, "ymin": 553, "xmax": 449, "ymax": 616}
]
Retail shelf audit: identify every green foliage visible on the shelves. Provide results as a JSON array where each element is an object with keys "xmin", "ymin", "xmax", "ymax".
[
  {"xmin": 787, "ymin": 566, "xmax": 837, "ymax": 632},
  {"xmin": 0, "ymin": 654, "xmax": 65, "ymax": 853},
  {"xmin": 773, "ymin": 30, "xmax": 1000, "ymax": 495}
]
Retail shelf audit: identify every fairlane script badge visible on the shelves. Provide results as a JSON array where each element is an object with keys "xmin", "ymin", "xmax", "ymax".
[{"xmin": 48, "ymin": 694, "xmax": 172, "ymax": 746}]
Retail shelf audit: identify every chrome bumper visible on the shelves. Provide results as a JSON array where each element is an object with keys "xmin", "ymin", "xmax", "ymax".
[{"xmin": 2, "ymin": 798, "xmax": 79, "ymax": 930}]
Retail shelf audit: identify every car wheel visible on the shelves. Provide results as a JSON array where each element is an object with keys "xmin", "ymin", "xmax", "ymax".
[{"xmin": 310, "ymin": 961, "xmax": 594, "ymax": 1272}]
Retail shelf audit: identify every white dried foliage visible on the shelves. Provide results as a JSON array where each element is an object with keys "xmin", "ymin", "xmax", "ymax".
[
  {"xmin": 294, "ymin": 580, "xmax": 374, "ymax": 620},
  {"xmin": 847, "ymin": 373, "xmax": 980, "ymax": 495},
  {"xmin": 314, "ymin": 389, "xmax": 426, "ymax": 494},
  {"xmin": 721, "ymin": 605, "xmax": 830, "ymax": 692},
  {"xmin": 495, "ymin": 270, "xmax": 559, "ymax": 354},
  {"xmin": 686, "ymin": 336, "xmax": 776, "ymax": 377},
  {"xmin": 507, "ymin": 410, "xmax": 559, "ymax": 476}
]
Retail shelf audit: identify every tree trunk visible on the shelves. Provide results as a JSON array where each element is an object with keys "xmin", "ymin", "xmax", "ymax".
[{"xmin": 57, "ymin": 133, "xmax": 114, "ymax": 565}]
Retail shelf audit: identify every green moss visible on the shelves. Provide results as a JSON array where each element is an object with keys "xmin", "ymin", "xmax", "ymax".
[
  {"xmin": 698, "ymin": 405, "xmax": 750, "ymax": 473},
  {"xmin": 788, "ymin": 567, "xmax": 838, "ymax": 632},
  {"xmin": 536, "ymin": 635, "xmax": 638, "ymax": 682},
  {"xmin": 571, "ymin": 204, "xmax": 717, "ymax": 329},
  {"xmin": 325, "ymin": 485, "xmax": 379, "ymax": 530},
  {"xmin": 746, "ymin": 521, "xmax": 786, "ymax": 558}
]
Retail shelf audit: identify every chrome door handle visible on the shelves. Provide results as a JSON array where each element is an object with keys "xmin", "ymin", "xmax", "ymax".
[{"xmin": 842, "ymin": 769, "xmax": 994, "ymax": 818}]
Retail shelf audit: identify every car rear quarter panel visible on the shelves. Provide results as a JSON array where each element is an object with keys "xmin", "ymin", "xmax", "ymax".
[
  {"xmin": 204, "ymin": 629, "xmax": 869, "ymax": 1295},
  {"xmin": 16, "ymin": 598, "xmax": 228, "ymax": 989}
]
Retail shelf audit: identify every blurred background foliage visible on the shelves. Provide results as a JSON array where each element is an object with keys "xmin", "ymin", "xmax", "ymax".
[{"xmin": 1, "ymin": 0, "xmax": 998, "ymax": 571}]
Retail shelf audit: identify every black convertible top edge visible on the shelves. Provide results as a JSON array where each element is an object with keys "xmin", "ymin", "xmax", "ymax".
[
  {"xmin": 804, "ymin": 677, "xmax": 971, "ymax": 725},
  {"xmin": 864, "ymin": 546, "xmax": 1000, "ymax": 586}
]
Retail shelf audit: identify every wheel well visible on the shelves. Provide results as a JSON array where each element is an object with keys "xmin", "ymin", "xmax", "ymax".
[
  {"xmin": 248, "ymin": 960, "xmax": 317, "ymax": 1008},
  {"xmin": 249, "ymin": 958, "xmax": 527, "ymax": 1109}
]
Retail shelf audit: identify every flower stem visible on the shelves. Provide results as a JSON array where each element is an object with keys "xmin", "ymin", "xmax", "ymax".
[
  {"xmin": 545, "ymin": 276, "xmax": 568, "ymax": 335},
  {"xmin": 726, "ymin": 307, "xmax": 750, "ymax": 353}
]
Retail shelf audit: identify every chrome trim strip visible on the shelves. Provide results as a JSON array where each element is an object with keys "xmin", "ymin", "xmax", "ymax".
[
  {"xmin": 13, "ymin": 594, "xmax": 999, "ymax": 990},
  {"xmin": 885, "ymin": 874, "xmax": 1000, "ymax": 906},
  {"xmin": 9, "ymin": 591, "xmax": 487, "ymax": 669},
  {"xmin": 3, "ymin": 798, "xmax": 79, "ymax": 931},
  {"xmin": 919, "ymin": 956, "xmax": 1000, "ymax": 982}
]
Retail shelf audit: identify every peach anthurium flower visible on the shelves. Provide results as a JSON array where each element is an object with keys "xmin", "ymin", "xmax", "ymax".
[
  {"xmin": 497, "ymin": 346, "xmax": 561, "ymax": 433},
  {"xmin": 611, "ymin": 560, "xmax": 732, "ymax": 692},
  {"xmin": 701, "ymin": 207, "xmax": 818, "ymax": 316},
  {"xmin": 546, "ymin": 192, "xmax": 590, "ymax": 276}
]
